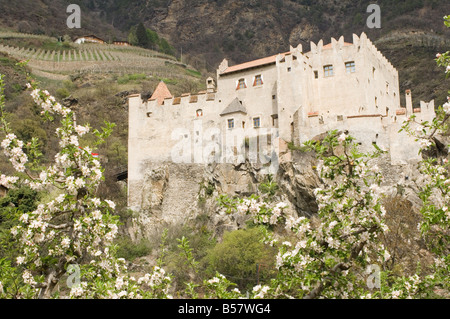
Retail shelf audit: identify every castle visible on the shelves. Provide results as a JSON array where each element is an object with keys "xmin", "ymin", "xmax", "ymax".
[{"xmin": 127, "ymin": 32, "xmax": 435, "ymax": 211}]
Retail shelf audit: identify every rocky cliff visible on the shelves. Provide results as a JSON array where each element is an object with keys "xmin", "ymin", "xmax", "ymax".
[
  {"xmin": 126, "ymin": 143, "xmax": 436, "ymax": 244},
  {"xmin": 127, "ymin": 150, "xmax": 320, "ymax": 241}
]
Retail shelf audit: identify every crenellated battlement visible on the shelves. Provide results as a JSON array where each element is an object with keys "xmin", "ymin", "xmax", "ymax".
[
  {"xmin": 147, "ymin": 90, "xmax": 217, "ymax": 108},
  {"xmin": 308, "ymin": 33, "xmax": 396, "ymax": 74}
]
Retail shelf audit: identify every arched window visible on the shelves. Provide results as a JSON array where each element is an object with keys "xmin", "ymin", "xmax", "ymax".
[{"xmin": 196, "ymin": 109, "xmax": 203, "ymax": 117}]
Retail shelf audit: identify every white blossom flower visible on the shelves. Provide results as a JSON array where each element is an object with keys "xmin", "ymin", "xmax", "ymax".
[
  {"xmin": 70, "ymin": 285, "xmax": 84, "ymax": 298},
  {"xmin": 118, "ymin": 291, "xmax": 127, "ymax": 298},
  {"xmin": 253, "ymin": 285, "xmax": 270, "ymax": 299},
  {"xmin": 16, "ymin": 256, "xmax": 25, "ymax": 265},
  {"xmin": 105, "ymin": 200, "xmax": 116, "ymax": 210},
  {"xmin": 75, "ymin": 125, "xmax": 90, "ymax": 136},
  {"xmin": 419, "ymin": 139, "xmax": 432, "ymax": 149},
  {"xmin": 70, "ymin": 135, "xmax": 79, "ymax": 146},
  {"xmin": 61, "ymin": 237, "xmax": 71, "ymax": 248},
  {"xmin": 208, "ymin": 277, "xmax": 220, "ymax": 285},
  {"xmin": 338, "ymin": 133, "xmax": 347, "ymax": 143},
  {"xmin": 391, "ymin": 290, "xmax": 401, "ymax": 299},
  {"xmin": 443, "ymin": 102, "xmax": 450, "ymax": 114},
  {"xmin": 19, "ymin": 213, "xmax": 29, "ymax": 224},
  {"xmin": 22, "ymin": 270, "xmax": 36, "ymax": 285},
  {"xmin": 92, "ymin": 210, "xmax": 102, "ymax": 220},
  {"xmin": 74, "ymin": 177, "xmax": 85, "ymax": 189}
]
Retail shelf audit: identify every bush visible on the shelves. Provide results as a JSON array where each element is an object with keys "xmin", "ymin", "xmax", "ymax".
[
  {"xmin": 12, "ymin": 118, "xmax": 48, "ymax": 149},
  {"xmin": 206, "ymin": 227, "xmax": 277, "ymax": 290},
  {"xmin": 0, "ymin": 187, "xmax": 39, "ymax": 259},
  {"xmin": 117, "ymin": 73, "xmax": 147, "ymax": 85},
  {"xmin": 0, "ymin": 187, "xmax": 39, "ymax": 214},
  {"xmin": 56, "ymin": 87, "xmax": 70, "ymax": 99},
  {"xmin": 258, "ymin": 175, "xmax": 279, "ymax": 198},
  {"xmin": 115, "ymin": 236, "xmax": 153, "ymax": 262}
]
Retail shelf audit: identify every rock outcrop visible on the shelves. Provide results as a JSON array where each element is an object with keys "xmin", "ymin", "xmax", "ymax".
[{"xmin": 128, "ymin": 151, "xmax": 321, "ymax": 241}]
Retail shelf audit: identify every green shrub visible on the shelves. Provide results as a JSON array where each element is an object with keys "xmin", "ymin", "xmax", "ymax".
[
  {"xmin": 0, "ymin": 187, "xmax": 39, "ymax": 259},
  {"xmin": 163, "ymin": 226, "xmax": 216, "ymax": 291},
  {"xmin": 258, "ymin": 175, "xmax": 279, "ymax": 197},
  {"xmin": 13, "ymin": 118, "xmax": 48, "ymax": 149},
  {"xmin": 63, "ymin": 80, "xmax": 76, "ymax": 91},
  {"xmin": 56, "ymin": 87, "xmax": 70, "ymax": 99},
  {"xmin": 115, "ymin": 236, "xmax": 153, "ymax": 262},
  {"xmin": 117, "ymin": 76, "xmax": 130, "ymax": 85},
  {"xmin": 185, "ymin": 69, "xmax": 202, "ymax": 78},
  {"xmin": 206, "ymin": 227, "xmax": 277, "ymax": 290},
  {"xmin": 117, "ymin": 73, "xmax": 147, "ymax": 85}
]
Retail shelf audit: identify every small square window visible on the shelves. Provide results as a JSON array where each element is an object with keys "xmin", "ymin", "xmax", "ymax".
[
  {"xmin": 253, "ymin": 117, "xmax": 261, "ymax": 128},
  {"xmin": 287, "ymin": 67, "xmax": 292, "ymax": 72},
  {"xmin": 228, "ymin": 119, "xmax": 234, "ymax": 129},
  {"xmin": 345, "ymin": 61, "xmax": 355, "ymax": 73},
  {"xmin": 324, "ymin": 65, "xmax": 334, "ymax": 77},
  {"xmin": 254, "ymin": 75, "xmax": 263, "ymax": 86},
  {"xmin": 272, "ymin": 95, "xmax": 276, "ymax": 100},
  {"xmin": 237, "ymin": 79, "xmax": 246, "ymax": 90}
]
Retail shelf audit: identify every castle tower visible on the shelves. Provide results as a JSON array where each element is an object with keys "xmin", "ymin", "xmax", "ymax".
[{"xmin": 149, "ymin": 81, "xmax": 173, "ymax": 105}]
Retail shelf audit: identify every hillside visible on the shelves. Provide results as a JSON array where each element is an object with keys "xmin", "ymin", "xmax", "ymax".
[
  {"xmin": 1, "ymin": 0, "xmax": 449, "ymax": 106},
  {"xmin": 0, "ymin": 31, "xmax": 205, "ymax": 205},
  {"xmin": 0, "ymin": 0, "xmax": 125, "ymax": 42}
]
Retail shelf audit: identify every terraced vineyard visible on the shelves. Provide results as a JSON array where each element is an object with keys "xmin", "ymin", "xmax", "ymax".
[{"xmin": 0, "ymin": 31, "xmax": 189, "ymax": 80}]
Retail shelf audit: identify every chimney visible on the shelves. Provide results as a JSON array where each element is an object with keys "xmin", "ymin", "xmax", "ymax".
[
  {"xmin": 405, "ymin": 90, "xmax": 413, "ymax": 115},
  {"xmin": 206, "ymin": 77, "xmax": 216, "ymax": 93}
]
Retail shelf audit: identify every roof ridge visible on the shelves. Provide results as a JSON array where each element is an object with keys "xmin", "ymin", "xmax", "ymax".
[{"xmin": 221, "ymin": 51, "xmax": 291, "ymax": 75}]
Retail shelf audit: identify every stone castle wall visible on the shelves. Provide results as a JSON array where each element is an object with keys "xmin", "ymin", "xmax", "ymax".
[{"xmin": 128, "ymin": 32, "xmax": 436, "ymax": 210}]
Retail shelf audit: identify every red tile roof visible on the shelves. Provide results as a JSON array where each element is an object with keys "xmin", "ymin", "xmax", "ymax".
[
  {"xmin": 220, "ymin": 52, "xmax": 291, "ymax": 75},
  {"xmin": 150, "ymin": 81, "xmax": 172, "ymax": 105},
  {"xmin": 220, "ymin": 42, "xmax": 353, "ymax": 75}
]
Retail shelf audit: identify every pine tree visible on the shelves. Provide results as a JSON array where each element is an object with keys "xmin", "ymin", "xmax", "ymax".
[{"xmin": 136, "ymin": 23, "xmax": 149, "ymax": 48}]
